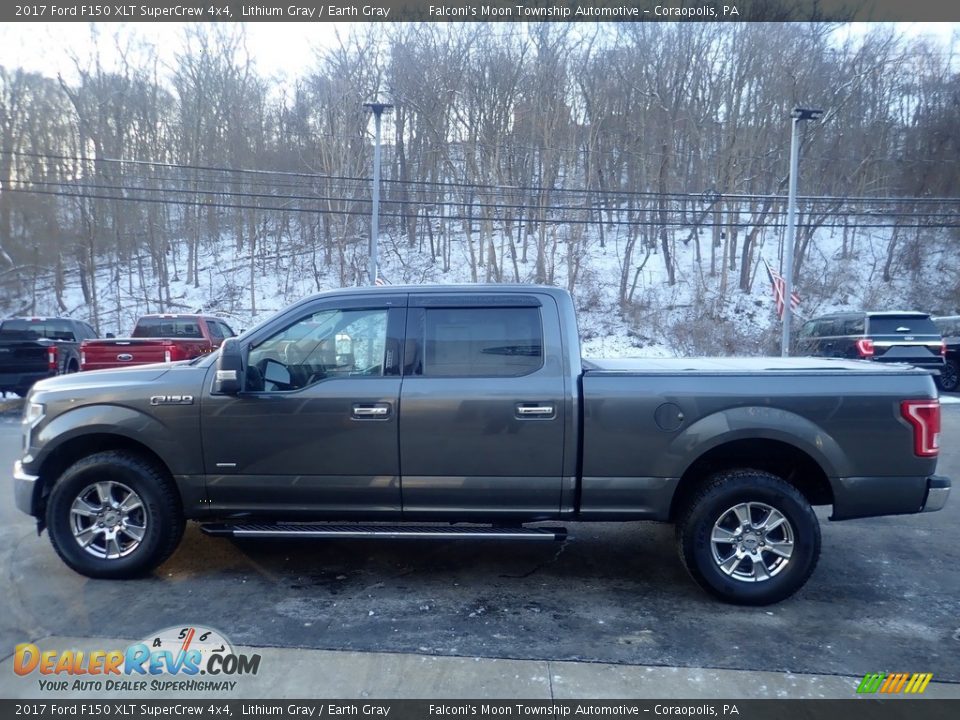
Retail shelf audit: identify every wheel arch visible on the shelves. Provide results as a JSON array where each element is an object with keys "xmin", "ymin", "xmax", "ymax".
[
  {"xmin": 669, "ymin": 436, "xmax": 834, "ymax": 522},
  {"xmin": 33, "ymin": 433, "xmax": 177, "ymax": 523}
]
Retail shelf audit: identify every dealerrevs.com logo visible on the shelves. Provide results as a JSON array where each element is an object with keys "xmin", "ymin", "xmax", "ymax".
[{"xmin": 14, "ymin": 625, "xmax": 261, "ymax": 693}]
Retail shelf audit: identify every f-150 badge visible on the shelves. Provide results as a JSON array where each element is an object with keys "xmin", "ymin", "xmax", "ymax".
[{"xmin": 150, "ymin": 395, "xmax": 194, "ymax": 405}]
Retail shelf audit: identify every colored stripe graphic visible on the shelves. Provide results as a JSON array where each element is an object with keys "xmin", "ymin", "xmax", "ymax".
[
  {"xmin": 857, "ymin": 672, "xmax": 932, "ymax": 694},
  {"xmin": 857, "ymin": 673, "xmax": 886, "ymax": 693},
  {"xmin": 880, "ymin": 673, "xmax": 907, "ymax": 693},
  {"xmin": 904, "ymin": 673, "xmax": 933, "ymax": 694}
]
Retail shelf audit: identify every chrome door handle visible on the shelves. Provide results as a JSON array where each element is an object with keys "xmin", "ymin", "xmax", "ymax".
[
  {"xmin": 516, "ymin": 404, "xmax": 555, "ymax": 418},
  {"xmin": 352, "ymin": 403, "xmax": 391, "ymax": 419}
]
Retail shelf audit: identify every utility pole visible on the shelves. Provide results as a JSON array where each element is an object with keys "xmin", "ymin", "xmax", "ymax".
[
  {"xmin": 781, "ymin": 107, "xmax": 823, "ymax": 357},
  {"xmin": 364, "ymin": 101, "xmax": 393, "ymax": 285}
]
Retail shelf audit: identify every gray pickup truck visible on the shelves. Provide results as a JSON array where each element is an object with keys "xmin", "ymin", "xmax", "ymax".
[{"xmin": 13, "ymin": 286, "xmax": 950, "ymax": 604}]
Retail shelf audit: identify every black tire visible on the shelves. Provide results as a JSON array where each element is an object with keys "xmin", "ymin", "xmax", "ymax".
[
  {"xmin": 677, "ymin": 469, "xmax": 820, "ymax": 605},
  {"xmin": 46, "ymin": 451, "xmax": 185, "ymax": 579},
  {"xmin": 66, "ymin": 359, "xmax": 79, "ymax": 373},
  {"xmin": 937, "ymin": 358, "xmax": 959, "ymax": 393}
]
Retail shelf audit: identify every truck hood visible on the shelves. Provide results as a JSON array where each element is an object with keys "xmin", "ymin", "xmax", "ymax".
[
  {"xmin": 583, "ymin": 356, "xmax": 931, "ymax": 374},
  {"xmin": 31, "ymin": 363, "xmax": 172, "ymax": 395}
]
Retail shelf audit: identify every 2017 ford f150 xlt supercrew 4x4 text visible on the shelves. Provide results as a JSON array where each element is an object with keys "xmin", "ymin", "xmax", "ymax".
[{"xmin": 13, "ymin": 286, "xmax": 951, "ymax": 604}]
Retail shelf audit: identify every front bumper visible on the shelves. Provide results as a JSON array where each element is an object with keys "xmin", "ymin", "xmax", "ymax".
[
  {"xmin": 13, "ymin": 459, "xmax": 39, "ymax": 516},
  {"xmin": 921, "ymin": 475, "xmax": 951, "ymax": 513}
]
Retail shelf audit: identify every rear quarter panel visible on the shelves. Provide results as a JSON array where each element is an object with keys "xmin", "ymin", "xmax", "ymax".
[{"xmin": 580, "ymin": 369, "xmax": 939, "ymax": 518}]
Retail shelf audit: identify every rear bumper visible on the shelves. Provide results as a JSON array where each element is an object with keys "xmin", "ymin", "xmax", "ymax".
[
  {"xmin": 13, "ymin": 459, "xmax": 39, "ymax": 516},
  {"xmin": 871, "ymin": 358, "xmax": 944, "ymax": 373},
  {"xmin": 922, "ymin": 475, "xmax": 951, "ymax": 513},
  {"xmin": 830, "ymin": 474, "xmax": 950, "ymax": 520}
]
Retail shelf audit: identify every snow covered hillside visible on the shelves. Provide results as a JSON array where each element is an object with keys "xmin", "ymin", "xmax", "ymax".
[{"xmin": 2, "ymin": 217, "xmax": 955, "ymax": 360}]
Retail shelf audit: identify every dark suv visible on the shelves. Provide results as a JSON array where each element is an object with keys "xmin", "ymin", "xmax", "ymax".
[
  {"xmin": 932, "ymin": 316, "xmax": 960, "ymax": 392},
  {"xmin": 796, "ymin": 311, "xmax": 945, "ymax": 378}
]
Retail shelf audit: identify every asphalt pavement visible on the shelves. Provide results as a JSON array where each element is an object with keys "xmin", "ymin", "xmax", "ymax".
[{"xmin": 0, "ymin": 399, "xmax": 958, "ymax": 699}]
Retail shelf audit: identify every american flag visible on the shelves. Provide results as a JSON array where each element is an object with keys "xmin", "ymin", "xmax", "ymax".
[{"xmin": 763, "ymin": 257, "xmax": 800, "ymax": 321}]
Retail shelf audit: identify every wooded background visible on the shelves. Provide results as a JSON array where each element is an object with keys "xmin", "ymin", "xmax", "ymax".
[{"xmin": 0, "ymin": 23, "xmax": 958, "ymax": 336}]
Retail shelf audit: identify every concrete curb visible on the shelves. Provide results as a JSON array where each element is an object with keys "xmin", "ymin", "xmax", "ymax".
[{"xmin": 2, "ymin": 636, "xmax": 958, "ymax": 700}]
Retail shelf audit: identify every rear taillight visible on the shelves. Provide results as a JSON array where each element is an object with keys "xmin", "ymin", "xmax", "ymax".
[
  {"xmin": 855, "ymin": 338, "xmax": 875, "ymax": 358},
  {"xmin": 47, "ymin": 346, "xmax": 58, "ymax": 372},
  {"xmin": 941, "ymin": 341, "xmax": 947, "ymax": 357},
  {"xmin": 80, "ymin": 350, "xmax": 86, "ymax": 369},
  {"xmin": 901, "ymin": 399, "xmax": 940, "ymax": 457},
  {"xmin": 163, "ymin": 343, "xmax": 186, "ymax": 363}
]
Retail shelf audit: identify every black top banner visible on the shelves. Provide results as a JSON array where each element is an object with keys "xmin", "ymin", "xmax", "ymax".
[{"xmin": 4, "ymin": 1, "xmax": 960, "ymax": 23}]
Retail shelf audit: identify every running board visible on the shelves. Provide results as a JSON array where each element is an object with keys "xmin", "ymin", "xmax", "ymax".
[{"xmin": 200, "ymin": 522, "xmax": 567, "ymax": 542}]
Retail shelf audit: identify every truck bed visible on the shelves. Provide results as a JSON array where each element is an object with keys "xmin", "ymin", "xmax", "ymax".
[{"xmin": 578, "ymin": 355, "xmax": 938, "ymax": 523}]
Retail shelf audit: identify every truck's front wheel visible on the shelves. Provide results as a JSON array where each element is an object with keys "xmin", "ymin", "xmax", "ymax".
[
  {"xmin": 46, "ymin": 451, "xmax": 185, "ymax": 579},
  {"xmin": 677, "ymin": 469, "xmax": 820, "ymax": 605}
]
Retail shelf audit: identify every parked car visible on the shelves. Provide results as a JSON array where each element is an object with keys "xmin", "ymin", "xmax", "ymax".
[
  {"xmin": 15, "ymin": 286, "xmax": 950, "ymax": 605},
  {"xmin": 80, "ymin": 314, "xmax": 235, "ymax": 371},
  {"xmin": 795, "ymin": 311, "xmax": 945, "ymax": 376},
  {"xmin": 0, "ymin": 317, "xmax": 98, "ymax": 396},
  {"xmin": 932, "ymin": 315, "xmax": 960, "ymax": 392}
]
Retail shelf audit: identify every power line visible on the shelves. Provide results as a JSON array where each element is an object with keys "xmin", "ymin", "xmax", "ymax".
[
  {"xmin": 6, "ymin": 149, "xmax": 960, "ymax": 206},
  {"xmin": 9, "ymin": 187, "xmax": 960, "ymax": 230},
  {"xmin": 17, "ymin": 179, "xmax": 960, "ymax": 222}
]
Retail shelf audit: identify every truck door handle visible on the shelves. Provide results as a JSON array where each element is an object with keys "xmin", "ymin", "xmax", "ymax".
[
  {"xmin": 352, "ymin": 403, "xmax": 391, "ymax": 419},
  {"xmin": 516, "ymin": 404, "xmax": 555, "ymax": 419}
]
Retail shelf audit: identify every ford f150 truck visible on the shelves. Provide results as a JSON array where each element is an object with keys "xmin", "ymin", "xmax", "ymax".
[
  {"xmin": 13, "ymin": 286, "xmax": 951, "ymax": 604},
  {"xmin": 80, "ymin": 314, "xmax": 235, "ymax": 371}
]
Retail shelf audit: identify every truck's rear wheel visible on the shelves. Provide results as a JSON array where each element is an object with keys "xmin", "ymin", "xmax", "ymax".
[
  {"xmin": 46, "ymin": 451, "xmax": 184, "ymax": 579},
  {"xmin": 677, "ymin": 469, "xmax": 820, "ymax": 605}
]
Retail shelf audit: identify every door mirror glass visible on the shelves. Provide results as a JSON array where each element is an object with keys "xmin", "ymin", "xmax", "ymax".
[
  {"xmin": 214, "ymin": 338, "xmax": 243, "ymax": 395},
  {"xmin": 262, "ymin": 358, "xmax": 292, "ymax": 388}
]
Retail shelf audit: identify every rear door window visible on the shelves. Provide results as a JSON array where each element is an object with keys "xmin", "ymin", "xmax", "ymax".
[
  {"xmin": 815, "ymin": 319, "xmax": 839, "ymax": 337},
  {"xmin": 419, "ymin": 307, "xmax": 543, "ymax": 377},
  {"xmin": 841, "ymin": 317, "xmax": 865, "ymax": 335}
]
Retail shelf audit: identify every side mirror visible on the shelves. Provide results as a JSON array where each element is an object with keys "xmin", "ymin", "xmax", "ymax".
[
  {"xmin": 214, "ymin": 338, "xmax": 243, "ymax": 395},
  {"xmin": 106, "ymin": 332, "xmax": 116, "ymax": 339}
]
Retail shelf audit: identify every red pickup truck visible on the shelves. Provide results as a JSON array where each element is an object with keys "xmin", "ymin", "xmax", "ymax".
[{"xmin": 80, "ymin": 314, "xmax": 235, "ymax": 371}]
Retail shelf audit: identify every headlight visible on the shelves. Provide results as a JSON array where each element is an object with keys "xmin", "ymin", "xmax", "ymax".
[{"xmin": 23, "ymin": 402, "xmax": 44, "ymax": 425}]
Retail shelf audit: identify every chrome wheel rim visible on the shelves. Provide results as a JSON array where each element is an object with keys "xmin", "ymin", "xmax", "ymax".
[
  {"xmin": 710, "ymin": 502, "xmax": 794, "ymax": 583},
  {"xmin": 70, "ymin": 481, "xmax": 147, "ymax": 559}
]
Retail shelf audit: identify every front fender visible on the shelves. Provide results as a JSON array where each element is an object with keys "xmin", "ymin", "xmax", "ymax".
[
  {"xmin": 667, "ymin": 405, "xmax": 846, "ymax": 479},
  {"xmin": 32, "ymin": 404, "xmax": 200, "ymax": 478}
]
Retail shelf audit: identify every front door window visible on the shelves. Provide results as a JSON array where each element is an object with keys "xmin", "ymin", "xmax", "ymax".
[{"xmin": 247, "ymin": 308, "xmax": 389, "ymax": 392}]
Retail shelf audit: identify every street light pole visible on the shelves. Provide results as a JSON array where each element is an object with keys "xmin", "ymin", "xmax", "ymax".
[
  {"xmin": 781, "ymin": 107, "xmax": 823, "ymax": 357},
  {"xmin": 364, "ymin": 101, "xmax": 392, "ymax": 285}
]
